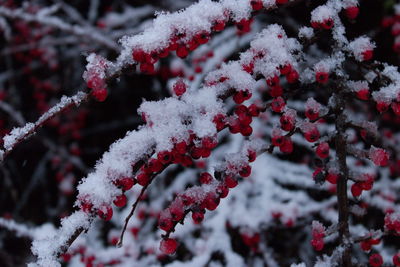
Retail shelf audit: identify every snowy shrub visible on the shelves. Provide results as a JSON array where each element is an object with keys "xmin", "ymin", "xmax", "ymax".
[{"xmin": 1, "ymin": 0, "xmax": 400, "ymax": 266}]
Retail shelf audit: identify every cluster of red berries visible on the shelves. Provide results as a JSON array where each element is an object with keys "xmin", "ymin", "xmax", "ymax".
[
  {"xmin": 310, "ymin": 221, "xmax": 325, "ymax": 251},
  {"xmin": 384, "ymin": 212, "xmax": 400, "ymax": 235},
  {"xmin": 351, "ymin": 174, "xmax": 375, "ymax": 198},
  {"xmin": 228, "ymin": 103, "xmax": 263, "ymax": 137},
  {"xmin": 157, "ymin": 149, "xmax": 256, "ymax": 254},
  {"xmin": 86, "ymin": 61, "xmax": 108, "ymax": 102},
  {"xmin": 61, "ymin": 245, "xmax": 121, "ymax": 267},
  {"xmin": 271, "ymin": 128, "xmax": 294, "ymax": 154},
  {"xmin": 360, "ymin": 236, "xmax": 381, "ymax": 252}
]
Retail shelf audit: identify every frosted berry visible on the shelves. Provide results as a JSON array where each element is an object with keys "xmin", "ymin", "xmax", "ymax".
[
  {"xmin": 280, "ymin": 112, "xmax": 296, "ymax": 132},
  {"xmin": 160, "ymin": 238, "xmax": 178, "ymax": 254},
  {"xmin": 316, "ymin": 142, "xmax": 329, "ymax": 158},
  {"xmin": 113, "ymin": 194, "xmax": 127, "ymax": 207},
  {"xmin": 91, "ymin": 88, "xmax": 108, "ymax": 102},
  {"xmin": 233, "ymin": 90, "xmax": 252, "ymax": 104},
  {"xmin": 376, "ymin": 101, "xmax": 389, "ymax": 113},
  {"xmin": 369, "ymin": 253, "xmax": 383, "ymax": 267},
  {"xmin": 212, "ymin": 20, "xmax": 225, "ymax": 32},
  {"xmin": 98, "ymin": 205, "xmax": 113, "ymax": 221},
  {"xmin": 173, "ymin": 79, "xmax": 186, "ymax": 96},
  {"xmin": 369, "ymin": 147, "xmax": 389, "ymax": 167},
  {"xmin": 199, "ymin": 172, "xmax": 213, "ymax": 184},
  {"xmin": 236, "ymin": 19, "xmax": 252, "ymax": 33},
  {"xmin": 115, "ymin": 177, "xmax": 135, "ymax": 191},
  {"xmin": 132, "ymin": 49, "xmax": 146, "ymax": 62},
  {"xmin": 247, "ymin": 149, "xmax": 257, "ymax": 162},
  {"xmin": 345, "ymin": 6, "xmax": 359, "ymax": 20},
  {"xmin": 266, "ymin": 75, "xmax": 280, "ymax": 87}
]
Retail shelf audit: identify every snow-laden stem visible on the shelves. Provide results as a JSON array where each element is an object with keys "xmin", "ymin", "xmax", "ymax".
[{"xmin": 334, "ymin": 91, "xmax": 351, "ymax": 267}]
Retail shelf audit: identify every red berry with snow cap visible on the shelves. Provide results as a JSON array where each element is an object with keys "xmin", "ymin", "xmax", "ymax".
[
  {"xmin": 98, "ymin": 205, "xmax": 113, "ymax": 221},
  {"xmin": 160, "ymin": 238, "xmax": 178, "ymax": 254},
  {"xmin": 345, "ymin": 6, "xmax": 359, "ymax": 20},
  {"xmin": 173, "ymin": 79, "xmax": 186, "ymax": 96}
]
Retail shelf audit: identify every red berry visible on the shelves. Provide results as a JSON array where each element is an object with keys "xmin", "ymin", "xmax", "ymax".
[
  {"xmin": 204, "ymin": 192, "xmax": 220, "ymax": 211},
  {"xmin": 173, "ymin": 79, "xmax": 186, "ymax": 96},
  {"xmin": 147, "ymin": 159, "xmax": 163, "ymax": 173},
  {"xmin": 115, "ymin": 177, "xmax": 135, "ymax": 191},
  {"xmin": 236, "ymin": 19, "xmax": 252, "ymax": 33},
  {"xmin": 213, "ymin": 114, "xmax": 226, "ymax": 131},
  {"xmin": 216, "ymin": 183, "xmax": 229, "ymax": 198},
  {"xmin": 247, "ymin": 149, "xmax": 257, "ymax": 162},
  {"xmin": 170, "ymin": 200, "xmax": 185, "ymax": 221},
  {"xmin": 286, "ymin": 70, "xmax": 299, "ymax": 83},
  {"xmin": 326, "ymin": 172, "xmax": 338, "ymax": 184},
  {"xmin": 202, "ymin": 136, "xmax": 218, "ymax": 149},
  {"xmin": 351, "ymin": 182, "xmax": 363, "ymax": 197},
  {"xmin": 369, "ymin": 253, "xmax": 383, "ymax": 267},
  {"xmin": 393, "ymin": 253, "xmax": 400, "ymax": 266},
  {"xmin": 98, "ymin": 205, "xmax": 113, "ymax": 221},
  {"xmin": 356, "ymin": 89, "xmax": 370, "ymax": 100},
  {"xmin": 239, "ymin": 165, "xmax": 252, "ymax": 177},
  {"xmin": 248, "ymin": 104, "xmax": 260, "ymax": 117},
  {"xmin": 392, "ymin": 102, "xmax": 400, "ymax": 116},
  {"xmin": 266, "ymin": 75, "xmax": 280, "ymax": 87},
  {"xmin": 321, "ymin": 19, "xmax": 334, "ymax": 29},
  {"xmin": 158, "ymin": 151, "xmax": 173, "ymax": 165},
  {"xmin": 276, "ymin": 0, "xmax": 288, "ymax": 4},
  {"xmin": 279, "ymin": 137, "xmax": 293, "ymax": 154},
  {"xmin": 345, "ymin": 6, "xmax": 359, "ymax": 20},
  {"xmin": 137, "ymin": 172, "xmax": 151, "ymax": 186},
  {"xmin": 250, "ymin": 0, "xmax": 263, "ymax": 11},
  {"xmin": 176, "ymin": 45, "xmax": 189, "ymax": 58},
  {"xmin": 280, "ymin": 113, "xmax": 296, "ymax": 132},
  {"xmin": 224, "ymin": 176, "xmax": 238, "ymax": 188},
  {"xmin": 369, "ymin": 147, "xmax": 389, "ymax": 167},
  {"xmin": 113, "ymin": 194, "xmax": 127, "ymax": 207},
  {"xmin": 240, "ymin": 125, "xmax": 253, "ymax": 136},
  {"xmin": 132, "ymin": 49, "xmax": 146, "ymax": 62},
  {"xmin": 160, "ymin": 238, "xmax": 178, "ymax": 254},
  {"xmin": 304, "ymin": 126, "xmax": 320, "ymax": 142},
  {"xmin": 279, "ymin": 64, "xmax": 292, "ymax": 75},
  {"xmin": 316, "ymin": 142, "xmax": 329, "ymax": 158},
  {"xmin": 212, "ymin": 20, "xmax": 225, "ymax": 32},
  {"xmin": 271, "ymin": 97, "xmax": 286, "ymax": 113},
  {"xmin": 192, "ymin": 211, "xmax": 204, "ymax": 224},
  {"xmin": 80, "ymin": 199, "xmax": 93, "ymax": 213},
  {"xmin": 311, "ymin": 238, "xmax": 324, "ymax": 251},
  {"xmin": 360, "ymin": 240, "xmax": 372, "ymax": 251},
  {"xmin": 362, "ymin": 50, "xmax": 373, "ymax": 61},
  {"xmin": 91, "ymin": 88, "xmax": 108, "ymax": 102},
  {"xmin": 195, "ymin": 31, "xmax": 210, "ymax": 45},
  {"xmin": 199, "ymin": 172, "xmax": 213, "ymax": 184},
  {"xmin": 233, "ymin": 90, "xmax": 252, "ymax": 104},
  {"xmin": 159, "ymin": 214, "xmax": 174, "ymax": 232},
  {"xmin": 376, "ymin": 101, "xmax": 389, "ymax": 113},
  {"xmin": 140, "ymin": 63, "xmax": 155, "ymax": 74},
  {"xmin": 270, "ymin": 85, "xmax": 283, "ymax": 97},
  {"xmin": 316, "ymin": 71, "xmax": 329, "ymax": 84}
]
